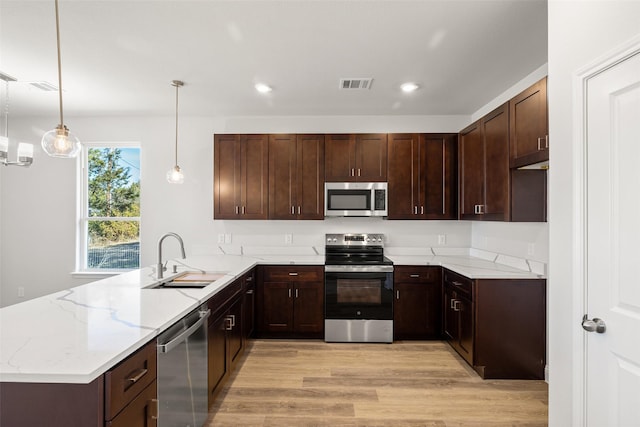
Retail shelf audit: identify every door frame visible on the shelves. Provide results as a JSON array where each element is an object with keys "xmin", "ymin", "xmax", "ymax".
[{"xmin": 572, "ymin": 34, "xmax": 640, "ymax": 427}]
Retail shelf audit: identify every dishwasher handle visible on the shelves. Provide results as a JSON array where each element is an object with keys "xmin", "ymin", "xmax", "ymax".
[{"xmin": 158, "ymin": 309, "xmax": 211, "ymax": 354}]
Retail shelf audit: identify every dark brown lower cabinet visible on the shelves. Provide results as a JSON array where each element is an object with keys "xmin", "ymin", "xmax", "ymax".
[
  {"xmin": 256, "ymin": 266, "xmax": 324, "ymax": 338},
  {"xmin": 0, "ymin": 340, "xmax": 159, "ymax": 427},
  {"xmin": 394, "ymin": 266, "xmax": 442, "ymax": 340},
  {"xmin": 207, "ymin": 276, "xmax": 245, "ymax": 407},
  {"xmin": 443, "ymin": 268, "xmax": 546, "ymax": 379}
]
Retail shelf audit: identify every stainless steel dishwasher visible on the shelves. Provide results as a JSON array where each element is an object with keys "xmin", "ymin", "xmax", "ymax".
[{"xmin": 157, "ymin": 304, "xmax": 210, "ymax": 427}]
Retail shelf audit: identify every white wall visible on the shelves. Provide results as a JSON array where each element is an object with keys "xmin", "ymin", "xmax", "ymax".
[{"xmin": 547, "ymin": 1, "xmax": 640, "ymax": 426}]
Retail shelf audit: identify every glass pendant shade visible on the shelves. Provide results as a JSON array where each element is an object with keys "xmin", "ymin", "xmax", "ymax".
[
  {"xmin": 166, "ymin": 165, "xmax": 184, "ymax": 184},
  {"xmin": 41, "ymin": 125, "xmax": 81, "ymax": 158}
]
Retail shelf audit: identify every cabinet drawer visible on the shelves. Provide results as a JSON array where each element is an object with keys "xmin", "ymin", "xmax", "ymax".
[
  {"xmin": 443, "ymin": 269, "xmax": 473, "ymax": 299},
  {"xmin": 208, "ymin": 277, "xmax": 243, "ymax": 316},
  {"xmin": 106, "ymin": 380, "xmax": 158, "ymax": 427},
  {"xmin": 105, "ymin": 340, "xmax": 157, "ymax": 420},
  {"xmin": 394, "ymin": 266, "xmax": 439, "ymax": 283},
  {"xmin": 263, "ymin": 266, "xmax": 323, "ymax": 282}
]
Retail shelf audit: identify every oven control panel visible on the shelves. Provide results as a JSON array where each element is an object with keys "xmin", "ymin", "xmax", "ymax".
[{"xmin": 325, "ymin": 233, "xmax": 385, "ymax": 246}]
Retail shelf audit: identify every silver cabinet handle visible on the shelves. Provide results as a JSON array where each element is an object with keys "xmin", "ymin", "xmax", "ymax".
[
  {"xmin": 229, "ymin": 314, "xmax": 236, "ymax": 327},
  {"xmin": 242, "ymin": 206, "xmax": 246, "ymax": 214},
  {"xmin": 396, "ymin": 290, "xmax": 400, "ymax": 300},
  {"xmin": 245, "ymin": 276, "xmax": 253, "ymax": 282},
  {"xmin": 246, "ymin": 289, "xmax": 254, "ymax": 295},
  {"xmin": 410, "ymin": 274, "xmax": 420, "ymax": 278},
  {"xmin": 582, "ymin": 314, "xmax": 606, "ymax": 333},
  {"xmin": 288, "ymin": 272, "xmax": 298, "ymax": 276},
  {"xmin": 453, "ymin": 300, "xmax": 461, "ymax": 312},
  {"xmin": 452, "ymin": 281, "xmax": 464, "ymax": 287},
  {"xmin": 149, "ymin": 398, "xmax": 159, "ymax": 420},
  {"xmin": 291, "ymin": 206, "xmax": 295, "ymax": 215},
  {"xmin": 126, "ymin": 368, "xmax": 148, "ymax": 385},
  {"xmin": 414, "ymin": 206, "xmax": 418, "ymax": 215},
  {"xmin": 295, "ymin": 288, "xmax": 299, "ymax": 298},
  {"xmin": 450, "ymin": 298, "xmax": 456, "ymax": 309},
  {"xmin": 351, "ymin": 168, "xmax": 355, "ymax": 176},
  {"xmin": 235, "ymin": 206, "xmax": 239, "ymax": 214},
  {"xmin": 288, "ymin": 288, "xmax": 292, "ymax": 298},
  {"xmin": 357, "ymin": 168, "xmax": 361, "ymax": 177},
  {"xmin": 537, "ymin": 137, "xmax": 543, "ymax": 151},
  {"xmin": 225, "ymin": 317, "xmax": 233, "ymax": 331},
  {"xmin": 545, "ymin": 135, "xmax": 549, "ymax": 148},
  {"xmin": 420, "ymin": 206, "xmax": 424, "ymax": 215},
  {"xmin": 298, "ymin": 206, "xmax": 301, "ymax": 215}
]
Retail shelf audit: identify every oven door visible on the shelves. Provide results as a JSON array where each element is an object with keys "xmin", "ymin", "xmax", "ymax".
[{"xmin": 324, "ymin": 266, "xmax": 393, "ymax": 320}]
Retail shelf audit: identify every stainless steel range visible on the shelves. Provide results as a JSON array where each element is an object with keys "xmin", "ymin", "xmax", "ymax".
[{"xmin": 324, "ymin": 233, "xmax": 394, "ymax": 343}]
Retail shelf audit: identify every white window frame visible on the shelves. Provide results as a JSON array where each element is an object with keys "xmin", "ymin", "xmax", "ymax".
[{"xmin": 76, "ymin": 141, "xmax": 141, "ymax": 274}]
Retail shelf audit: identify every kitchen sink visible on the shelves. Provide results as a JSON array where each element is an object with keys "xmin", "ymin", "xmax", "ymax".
[{"xmin": 146, "ymin": 272, "xmax": 228, "ymax": 289}]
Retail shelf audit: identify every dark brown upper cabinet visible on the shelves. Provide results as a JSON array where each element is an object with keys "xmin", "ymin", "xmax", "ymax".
[
  {"xmin": 325, "ymin": 133, "xmax": 387, "ymax": 182},
  {"xmin": 214, "ymin": 134, "xmax": 269, "ymax": 219},
  {"xmin": 459, "ymin": 103, "xmax": 510, "ymax": 221},
  {"xmin": 388, "ymin": 133, "xmax": 457, "ymax": 220},
  {"xmin": 509, "ymin": 77, "xmax": 548, "ymax": 168},
  {"xmin": 268, "ymin": 134, "xmax": 325, "ymax": 220}
]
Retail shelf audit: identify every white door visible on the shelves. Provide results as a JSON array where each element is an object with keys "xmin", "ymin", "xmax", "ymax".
[{"xmin": 584, "ymin": 48, "xmax": 640, "ymax": 426}]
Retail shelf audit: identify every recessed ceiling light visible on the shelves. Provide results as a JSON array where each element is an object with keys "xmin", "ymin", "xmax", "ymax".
[
  {"xmin": 400, "ymin": 82, "xmax": 419, "ymax": 93},
  {"xmin": 255, "ymin": 83, "xmax": 272, "ymax": 93}
]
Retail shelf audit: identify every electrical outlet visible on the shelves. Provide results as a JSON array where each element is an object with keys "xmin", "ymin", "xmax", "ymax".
[
  {"xmin": 18, "ymin": 287, "xmax": 24, "ymax": 298},
  {"xmin": 285, "ymin": 234, "xmax": 293, "ymax": 245},
  {"xmin": 527, "ymin": 243, "xmax": 535, "ymax": 256},
  {"xmin": 224, "ymin": 233, "xmax": 232, "ymax": 244},
  {"xmin": 438, "ymin": 235, "xmax": 446, "ymax": 245},
  {"xmin": 217, "ymin": 234, "xmax": 225, "ymax": 244}
]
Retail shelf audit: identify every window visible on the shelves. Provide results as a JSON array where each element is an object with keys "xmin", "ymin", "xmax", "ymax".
[{"xmin": 78, "ymin": 143, "xmax": 140, "ymax": 272}]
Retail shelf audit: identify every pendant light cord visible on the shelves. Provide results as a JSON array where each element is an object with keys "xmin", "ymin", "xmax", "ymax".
[
  {"xmin": 174, "ymin": 82, "xmax": 179, "ymax": 166},
  {"xmin": 3, "ymin": 80, "xmax": 9, "ymax": 138},
  {"xmin": 55, "ymin": 0, "xmax": 64, "ymax": 127}
]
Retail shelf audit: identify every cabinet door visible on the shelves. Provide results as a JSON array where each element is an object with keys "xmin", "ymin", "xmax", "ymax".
[
  {"xmin": 355, "ymin": 133, "xmax": 387, "ymax": 181},
  {"xmin": 443, "ymin": 286, "xmax": 458, "ymax": 343},
  {"xmin": 296, "ymin": 134, "xmax": 325, "ymax": 220},
  {"xmin": 214, "ymin": 134, "xmax": 241, "ymax": 219},
  {"xmin": 240, "ymin": 134, "xmax": 269, "ymax": 219},
  {"xmin": 268, "ymin": 134, "xmax": 297, "ymax": 219},
  {"xmin": 106, "ymin": 381, "xmax": 158, "ymax": 427},
  {"xmin": 242, "ymin": 272, "xmax": 256, "ymax": 339},
  {"xmin": 387, "ymin": 133, "xmax": 419, "ymax": 219},
  {"xmin": 509, "ymin": 77, "xmax": 548, "ymax": 168},
  {"xmin": 228, "ymin": 298, "xmax": 244, "ymax": 368},
  {"xmin": 324, "ymin": 134, "xmax": 355, "ymax": 181},
  {"xmin": 421, "ymin": 134, "xmax": 457, "ymax": 219},
  {"xmin": 481, "ymin": 104, "xmax": 510, "ymax": 221},
  {"xmin": 459, "ymin": 122, "xmax": 484, "ymax": 220},
  {"xmin": 260, "ymin": 282, "xmax": 294, "ymax": 333},
  {"xmin": 457, "ymin": 296, "xmax": 474, "ymax": 365},
  {"xmin": 394, "ymin": 282, "xmax": 442, "ymax": 339},
  {"xmin": 293, "ymin": 281, "xmax": 324, "ymax": 334},
  {"xmin": 208, "ymin": 312, "xmax": 229, "ymax": 406}
]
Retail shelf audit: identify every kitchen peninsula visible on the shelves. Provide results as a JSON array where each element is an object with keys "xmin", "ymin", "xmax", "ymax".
[{"xmin": 0, "ymin": 248, "xmax": 544, "ymax": 426}]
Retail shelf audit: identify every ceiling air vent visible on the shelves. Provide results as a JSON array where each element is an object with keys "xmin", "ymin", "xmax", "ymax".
[
  {"xmin": 28, "ymin": 81, "xmax": 58, "ymax": 91},
  {"xmin": 339, "ymin": 78, "xmax": 373, "ymax": 90}
]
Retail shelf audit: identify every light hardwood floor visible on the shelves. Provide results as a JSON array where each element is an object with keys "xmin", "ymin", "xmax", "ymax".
[{"xmin": 207, "ymin": 340, "xmax": 548, "ymax": 427}]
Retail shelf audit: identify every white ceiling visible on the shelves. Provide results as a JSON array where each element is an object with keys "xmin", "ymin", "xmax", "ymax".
[{"xmin": 0, "ymin": 0, "xmax": 548, "ymax": 118}]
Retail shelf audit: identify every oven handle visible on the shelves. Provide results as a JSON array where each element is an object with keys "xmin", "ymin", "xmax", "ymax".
[{"xmin": 324, "ymin": 265, "xmax": 394, "ymax": 273}]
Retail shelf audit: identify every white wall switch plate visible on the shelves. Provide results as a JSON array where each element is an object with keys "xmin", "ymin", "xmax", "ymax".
[
  {"xmin": 224, "ymin": 233, "xmax": 232, "ymax": 244},
  {"xmin": 217, "ymin": 234, "xmax": 225, "ymax": 244},
  {"xmin": 285, "ymin": 234, "xmax": 293, "ymax": 244},
  {"xmin": 438, "ymin": 235, "xmax": 446, "ymax": 245}
]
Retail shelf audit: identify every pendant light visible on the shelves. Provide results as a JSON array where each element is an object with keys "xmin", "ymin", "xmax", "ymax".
[
  {"xmin": 41, "ymin": 0, "xmax": 81, "ymax": 158},
  {"xmin": 166, "ymin": 80, "xmax": 184, "ymax": 184}
]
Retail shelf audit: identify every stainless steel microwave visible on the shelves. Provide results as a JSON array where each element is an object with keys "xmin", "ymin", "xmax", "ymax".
[{"xmin": 324, "ymin": 182, "xmax": 388, "ymax": 217}]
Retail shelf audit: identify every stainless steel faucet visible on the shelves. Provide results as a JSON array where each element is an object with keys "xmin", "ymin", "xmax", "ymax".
[{"xmin": 157, "ymin": 232, "xmax": 186, "ymax": 279}]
